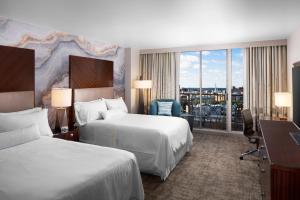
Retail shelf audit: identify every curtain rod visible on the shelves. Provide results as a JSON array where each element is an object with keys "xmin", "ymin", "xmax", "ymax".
[{"xmin": 140, "ymin": 39, "xmax": 287, "ymax": 54}]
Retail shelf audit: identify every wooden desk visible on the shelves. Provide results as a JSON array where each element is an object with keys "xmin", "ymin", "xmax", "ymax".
[{"xmin": 259, "ymin": 120, "xmax": 300, "ymax": 200}]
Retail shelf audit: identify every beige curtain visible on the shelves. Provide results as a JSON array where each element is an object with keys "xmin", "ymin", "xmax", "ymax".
[
  {"xmin": 139, "ymin": 52, "xmax": 180, "ymax": 111},
  {"xmin": 245, "ymin": 45, "xmax": 287, "ymax": 122}
]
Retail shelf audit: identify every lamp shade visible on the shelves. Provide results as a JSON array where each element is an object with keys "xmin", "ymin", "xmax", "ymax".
[
  {"xmin": 134, "ymin": 80, "xmax": 152, "ymax": 89},
  {"xmin": 51, "ymin": 88, "xmax": 72, "ymax": 108},
  {"xmin": 274, "ymin": 92, "xmax": 291, "ymax": 107}
]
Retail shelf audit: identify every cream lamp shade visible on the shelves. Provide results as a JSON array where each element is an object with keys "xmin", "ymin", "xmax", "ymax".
[
  {"xmin": 51, "ymin": 88, "xmax": 72, "ymax": 108},
  {"xmin": 134, "ymin": 80, "xmax": 152, "ymax": 89},
  {"xmin": 274, "ymin": 92, "xmax": 291, "ymax": 107}
]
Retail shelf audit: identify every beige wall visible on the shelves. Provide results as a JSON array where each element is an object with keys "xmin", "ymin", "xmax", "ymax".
[
  {"xmin": 125, "ymin": 48, "xmax": 140, "ymax": 113},
  {"xmin": 287, "ymin": 26, "xmax": 300, "ymax": 120}
]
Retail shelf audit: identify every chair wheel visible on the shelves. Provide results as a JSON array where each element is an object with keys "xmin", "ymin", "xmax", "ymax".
[{"xmin": 240, "ymin": 156, "xmax": 243, "ymax": 160}]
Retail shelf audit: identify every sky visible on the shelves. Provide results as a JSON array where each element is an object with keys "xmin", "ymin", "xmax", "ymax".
[{"xmin": 179, "ymin": 48, "xmax": 244, "ymax": 88}]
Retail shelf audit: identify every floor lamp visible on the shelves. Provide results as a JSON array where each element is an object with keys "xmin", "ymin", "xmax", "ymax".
[
  {"xmin": 134, "ymin": 80, "xmax": 152, "ymax": 114},
  {"xmin": 274, "ymin": 92, "xmax": 291, "ymax": 120},
  {"xmin": 51, "ymin": 88, "xmax": 72, "ymax": 133}
]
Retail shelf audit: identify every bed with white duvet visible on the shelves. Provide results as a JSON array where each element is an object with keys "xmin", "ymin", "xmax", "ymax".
[
  {"xmin": 0, "ymin": 108, "xmax": 144, "ymax": 200},
  {"xmin": 79, "ymin": 110, "xmax": 193, "ymax": 180}
]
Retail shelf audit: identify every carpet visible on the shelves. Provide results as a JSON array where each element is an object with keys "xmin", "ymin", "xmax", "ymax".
[{"xmin": 142, "ymin": 131, "xmax": 261, "ymax": 200}]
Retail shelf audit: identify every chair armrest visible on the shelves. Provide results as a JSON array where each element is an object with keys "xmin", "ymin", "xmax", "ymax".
[
  {"xmin": 172, "ymin": 101, "xmax": 181, "ymax": 117},
  {"xmin": 149, "ymin": 101, "xmax": 158, "ymax": 115}
]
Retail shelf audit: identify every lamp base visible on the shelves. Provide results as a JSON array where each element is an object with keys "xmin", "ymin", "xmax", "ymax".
[
  {"xmin": 54, "ymin": 110, "xmax": 61, "ymax": 133},
  {"xmin": 138, "ymin": 89, "xmax": 145, "ymax": 114},
  {"xmin": 54, "ymin": 108, "xmax": 69, "ymax": 133}
]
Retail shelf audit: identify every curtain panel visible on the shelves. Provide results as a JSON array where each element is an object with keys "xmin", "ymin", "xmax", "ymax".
[
  {"xmin": 139, "ymin": 52, "xmax": 180, "ymax": 111},
  {"xmin": 244, "ymin": 45, "xmax": 287, "ymax": 122}
]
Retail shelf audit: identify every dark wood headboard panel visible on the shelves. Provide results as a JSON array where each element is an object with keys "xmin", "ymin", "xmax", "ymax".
[
  {"xmin": 0, "ymin": 45, "xmax": 35, "ymax": 112},
  {"xmin": 69, "ymin": 55, "xmax": 113, "ymax": 89},
  {"xmin": 0, "ymin": 45, "xmax": 35, "ymax": 92},
  {"xmin": 69, "ymin": 55, "xmax": 114, "ymax": 127}
]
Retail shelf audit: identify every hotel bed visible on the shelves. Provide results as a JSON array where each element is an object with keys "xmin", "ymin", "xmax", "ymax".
[
  {"xmin": 0, "ymin": 91, "xmax": 144, "ymax": 200},
  {"xmin": 74, "ymin": 87, "xmax": 193, "ymax": 180}
]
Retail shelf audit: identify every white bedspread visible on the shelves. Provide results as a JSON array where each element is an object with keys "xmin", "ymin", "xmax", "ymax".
[
  {"xmin": 0, "ymin": 137, "xmax": 144, "ymax": 200},
  {"xmin": 80, "ymin": 114, "xmax": 193, "ymax": 180}
]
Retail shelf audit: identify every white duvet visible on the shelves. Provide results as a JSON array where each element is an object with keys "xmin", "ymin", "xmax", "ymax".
[
  {"xmin": 0, "ymin": 137, "xmax": 144, "ymax": 200},
  {"xmin": 80, "ymin": 114, "xmax": 193, "ymax": 180}
]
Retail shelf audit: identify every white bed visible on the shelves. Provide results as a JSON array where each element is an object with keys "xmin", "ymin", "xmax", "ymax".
[
  {"xmin": 0, "ymin": 91, "xmax": 144, "ymax": 200},
  {"xmin": 79, "ymin": 113, "xmax": 193, "ymax": 180},
  {"xmin": 0, "ymin": 136, "xmax": 144, "ymax": 200}
]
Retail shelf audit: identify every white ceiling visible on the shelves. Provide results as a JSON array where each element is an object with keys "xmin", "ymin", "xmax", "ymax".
[{"xmin": 0, "ymin": 0, "xmax": 300, "ymax": 49}]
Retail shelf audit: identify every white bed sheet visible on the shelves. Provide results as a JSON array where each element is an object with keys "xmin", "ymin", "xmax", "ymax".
[
  {"xmin": 80, "ymin": 114, "xmax": 193, "ymax": 180},
  {"xmin": 0, "ymin": 137, "xmax": 144, "ymax": 200}
]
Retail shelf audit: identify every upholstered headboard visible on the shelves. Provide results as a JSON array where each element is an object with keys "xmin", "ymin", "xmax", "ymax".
[
  {"xmin": 0, "ymin": 91, "xmax": 34, "ymax": 112},
  {"xmin": 73, "ymin": 87, "xmax": 114, "ymax": 102},
  {"xmin": 0, "ymin": 45, "xmax": 35, "ymax": 112}
]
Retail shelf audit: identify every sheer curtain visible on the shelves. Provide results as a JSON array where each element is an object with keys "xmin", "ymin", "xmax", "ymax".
[
  {"xmin": 244, "ymin": 45, "xmax": 287, "ymax": 122},
  {"xmin": 139, "ymin": 52, "xmax": 180, "ymax": 111}
]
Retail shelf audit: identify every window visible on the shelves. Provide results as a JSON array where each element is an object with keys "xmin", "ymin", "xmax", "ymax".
[{"xmin": 179, "ymin": 48, "xmax": 244, "ymax": 132}]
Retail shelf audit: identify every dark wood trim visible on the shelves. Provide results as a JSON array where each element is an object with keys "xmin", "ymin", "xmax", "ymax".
[
  {"xmin": 0, "ymin": 45, "xmax": 35, "ymax": 93},
  {"xmin": 69, "ymin": 55, "xmax": 113, "ymax": 89}
]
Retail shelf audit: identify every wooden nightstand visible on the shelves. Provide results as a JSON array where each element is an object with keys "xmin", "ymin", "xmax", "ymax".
[{"xmin": 53, "ymin": 128, "xmax": 79, "ymax": 142}]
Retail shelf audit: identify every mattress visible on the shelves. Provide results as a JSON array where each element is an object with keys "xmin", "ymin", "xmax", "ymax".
[
  {"xmin": 80, "ymin": 114, "xmax": 193, "ymax": 180},
  {"xmin": 0, "ymin": 136, "xmax": 144, "ymax": 200}
]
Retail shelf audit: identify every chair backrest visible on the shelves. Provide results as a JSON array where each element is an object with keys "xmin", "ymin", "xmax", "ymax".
[
  {"xmin": 241, "ymin": 109, "xmax": 255, "ymax": 137},
  {"xmin": 149, "ymin": 99, "xmax": 181, "ymax": 117}
]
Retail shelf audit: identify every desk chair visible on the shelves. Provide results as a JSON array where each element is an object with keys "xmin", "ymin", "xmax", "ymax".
[{"xmin": 240, "ymin": 109, "xmax": 260, "ymax": 160}]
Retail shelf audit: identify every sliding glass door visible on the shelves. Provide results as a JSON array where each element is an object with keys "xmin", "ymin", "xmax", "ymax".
[
  {"xmin": 179, "ymin": 48, "xmax": 244, "ymax": 132},
  {"xmin": 201, "ymin": 50, "xmax": 227, "ymax": 130},
  {"xmin": 231, "ymin": 48, "xmax": 244, "ymax": 131}
]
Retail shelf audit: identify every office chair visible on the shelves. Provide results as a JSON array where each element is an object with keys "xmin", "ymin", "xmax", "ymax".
[{"xmin": 240, "ymin": 109, "xmax": 260, "ymax": 160}]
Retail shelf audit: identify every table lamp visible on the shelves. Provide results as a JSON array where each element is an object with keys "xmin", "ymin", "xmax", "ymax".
[
  {"xmin": 51, "ymin": 88, "xmax": 72, "ymax": 133},
  {"xmin": 134, "ymin": 79, "xmax": 152, "ymax": 114},
  {"xmin": 274, "ymin": 92, "xmax": 291, "ymax": 120}
]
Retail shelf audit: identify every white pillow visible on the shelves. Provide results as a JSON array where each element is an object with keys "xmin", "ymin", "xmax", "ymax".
[
  {"xmin": 104, "ymin": 97, "xmax": 128, "ymax": 113},
  {"xmin": 74, "ymin": 99, "xmax": 107, "ymax": 126},
  {"xmin": 157, "ymin": 101, "xmax": 173, "ymax": 116},
  {"xmin": 101, "ymin": 110, "xmax": 127, "ymax": 120},
  {"xmin": 0, "ymin": 107, "xmax": 42, "ymax": 115},
  {"xmin": 0, "ymin": 109, "xmax": 52, "ymax": 136},
  {"xmin": 0, "ymin": 124, "xmax": 40, "ymax": 150}
]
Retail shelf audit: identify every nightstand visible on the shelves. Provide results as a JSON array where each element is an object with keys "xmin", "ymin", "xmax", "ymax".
[
  {"xmin": 53, "ymin": 128, "xmax": 79, "ymax": 142},
  {"xmin": 180, "ymin": 113, "xmax": 194, "ymax": 132}
]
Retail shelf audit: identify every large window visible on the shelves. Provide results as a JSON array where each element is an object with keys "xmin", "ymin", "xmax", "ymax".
[
  {"xmin": 201, "ymin": 50, "xmax": 227, "ymax": 130},
  {"xmin": 231, "ymin": 48, "xmax": 244, "ymax": 131},
  {"xmin": 179, "ymin": 48, "xmax": 244, "ymax": 132},
  {"xmin": 179, "ymin": 52, "xmax": 200, "ymax": 113}
]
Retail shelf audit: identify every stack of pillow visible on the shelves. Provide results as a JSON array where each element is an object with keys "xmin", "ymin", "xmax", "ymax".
[
  {"xmin": 74, "ymin": 97, "xmax": 128, "ymax": 126},
  {"xmin": 0, "ymin": 108, "xmax": 52, "ymax": 150}
]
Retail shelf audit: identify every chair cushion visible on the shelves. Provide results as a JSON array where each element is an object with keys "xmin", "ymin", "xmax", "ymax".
[{"xmin": 157, "ymin": 101, "xmax": 173, "ymax": 116}]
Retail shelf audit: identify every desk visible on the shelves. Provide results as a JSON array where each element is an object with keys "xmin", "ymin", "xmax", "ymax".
[{"xmin": 259, "ymin": 120, "xmax": 300, "ymax": 200}]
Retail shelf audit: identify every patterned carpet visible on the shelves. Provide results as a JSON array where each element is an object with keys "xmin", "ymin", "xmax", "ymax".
[{"xmin": 142, "ymin": 131, "xmax": 261, "ymax": 200}]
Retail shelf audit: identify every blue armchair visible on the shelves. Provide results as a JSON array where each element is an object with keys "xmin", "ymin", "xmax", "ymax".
[{"xmin": 149, "ymin": 99, "xmax": 181, "ymax": 117}]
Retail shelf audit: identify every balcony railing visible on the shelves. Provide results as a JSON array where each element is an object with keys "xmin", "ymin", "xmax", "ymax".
[{"xmin": 180, "ymin": 91, "xmax": 243, "ymax": 131}]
